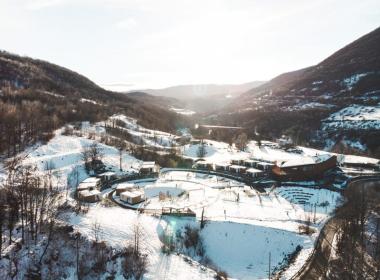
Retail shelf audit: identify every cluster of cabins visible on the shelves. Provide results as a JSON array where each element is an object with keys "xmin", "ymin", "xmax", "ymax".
[
  {"xmin": 194, "ymin": 154, "xmax": 339, "ymax": 181},
  {"xmin": 194, "ymin": 158, "xmax": 274, "ymax": 179},
  {"xmin": 76, "ymin": 161, "xmax": 159, "ymax": 203}
]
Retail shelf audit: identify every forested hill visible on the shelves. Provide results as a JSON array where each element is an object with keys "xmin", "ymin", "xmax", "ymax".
[
  {"xmin": 0, "ymin": 51, "xmax": 183, "ymax": 156},
  {"xmin": 213, "ymin": 26, "xmax": 380, "ymax": 157}
]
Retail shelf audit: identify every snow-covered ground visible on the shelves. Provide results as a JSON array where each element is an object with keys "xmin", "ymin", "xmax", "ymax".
[
  {"xmin": 170, "ymin": 107, "xmax": 196, "ymax": 116},
  {"xmin": 285, "ymin": 102, "xmax": 336, "ymax": 111},
  {"xmin": 109, "ymin": 114, "xmax": 179, "ymax": 149},
  {"xmin": 71, "ymin": 169, "xmax": 341, "ymax": 279},
  {"xmin": 182, "ymin": 140, "xmax": 250, "ymax": 164},
  {"xmin": 341, "ymin": 72, "xmax": 371, "ymax": 90},
  {"xmin": 322, "ymin": 104, "xmax": 380, "ymax": 130},
  {"xmin": 68, "ymin": 206, "xmax": 216, "ymax": 280},
  {"xmin": 19, "ymin": 127, "xmax": 142, "ymax": 190},
  {"xmin": 1, "ymin": 115, "xmax": 378, "ymax": 280}
]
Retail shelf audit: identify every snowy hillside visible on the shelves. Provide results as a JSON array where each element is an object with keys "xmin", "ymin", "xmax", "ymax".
[{"xmin": 322, "ymin": 104, "xmax": 380, "ymax": 130}]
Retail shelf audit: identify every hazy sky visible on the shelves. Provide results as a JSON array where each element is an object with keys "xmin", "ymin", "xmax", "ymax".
[{"xmin": 1, "ymin": 0, "xmax": 380, "ymax": 90}]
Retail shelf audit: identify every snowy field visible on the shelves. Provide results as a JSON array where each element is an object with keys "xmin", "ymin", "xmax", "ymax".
[
  {"xmin": 1, "ymin": 117, "xmax": 377, "ymax": 280},
  {"xmin": 103, "ymin": 170, "xmax": 340, "ymax": 279}
]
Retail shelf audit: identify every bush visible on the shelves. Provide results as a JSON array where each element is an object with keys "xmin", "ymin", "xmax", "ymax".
[
  {"xmin": 122, "ymin": 245, "xmax": 148, "ymax": 280},
  {"xmin": 215, "ymin": 270, "xmax": 228, "ymax": 280}
]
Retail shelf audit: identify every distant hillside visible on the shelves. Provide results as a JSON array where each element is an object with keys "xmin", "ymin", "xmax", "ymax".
[
  {"xmin": 0, "ymin": 51, "xmax": 183, "ymax": 156},
  {"xmin": 238, "ymin": 26, "xmax": 380, "ymax": 102},
  {"xmin": 215, "ymin": 27, "xmax": 380, "ymax": 156},
  {"xmin": 140, "ymin": 81, "xmax": 265, "ymax": 100}
]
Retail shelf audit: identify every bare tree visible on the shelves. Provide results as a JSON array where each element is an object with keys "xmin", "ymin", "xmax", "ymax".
[
  {"xmin": 196, "ymin": 140, "xmax": 206, "ymax": 158},
  {"xmin": 92, "ymin": 221, "xmax": 102, "ymax": 244},
  {"xmin": 235, "ymin": 133, "xmax": 248, "ymax": 151}
]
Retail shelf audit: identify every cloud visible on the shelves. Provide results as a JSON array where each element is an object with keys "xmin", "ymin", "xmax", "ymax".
[
  {"xmin": 115, "ymin": 18, "xmax": 138, "ymax": 30},
  {"xmin": 24, "ymin": 0, "xmax": 68, "ymax": 10}
]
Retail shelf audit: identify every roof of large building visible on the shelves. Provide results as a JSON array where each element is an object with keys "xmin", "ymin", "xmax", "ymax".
[{"xmin": 277, "ymin": 154, "xmax": 333, "ymax": 168}]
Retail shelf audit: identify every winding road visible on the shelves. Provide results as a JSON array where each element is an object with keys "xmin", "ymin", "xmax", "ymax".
[{"xmin": 292, "ymin": 176, "xmax": 380, "ymax": 280}]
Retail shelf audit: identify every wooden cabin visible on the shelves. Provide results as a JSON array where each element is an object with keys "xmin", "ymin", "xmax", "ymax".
[
  {"xmin": 81, "ymin": 177, "xmax": 102, "ymax": 188},
  {"xmin": 246, "ymin": 168, "xmax": 264, "ymax": 178},
  {"xmin": 244, "ymin": 159, "xmax": 260, "ymax": 168},
  {"xmin": 256, "ymin": 162, "xmax": 275, "ymax": 171},
  {"xmin": 214, "ymin": 163, "xmax": 230, "ymax": 172},
  {"xmin": 228, "ymin": 165, "xmax": 247, "ymax": 174},
  {"xmin": 231, "ymin": 159, "xmax": 245, "ymax": 165},
  {"xmin": 272, "ymin": 154, "xmax": 337, "ymax": 181},
  {"xmin": 78, "ymin": 189, "xmax": 101, "ymax": 202},
  {"xmin": 98, "ymin": 171, "xmax": 116, "ymax": 183},
  {"xmin": 140, "ymin": 161, "xmax": 159, "ymax": 175},
  {"xmin": 77, "ymin": 177, "xmax": 102, "ymax": 192},
  {"xmin": 120, "ymin": 190, "xmax": 144, "ymax": 205},
  {"xmin": 115, "ymin": 183, "xmax": 135, "ymax": 195},
  {"xmin": 194, "ymin": 160, "xmax": 213, "ymax": 170}
]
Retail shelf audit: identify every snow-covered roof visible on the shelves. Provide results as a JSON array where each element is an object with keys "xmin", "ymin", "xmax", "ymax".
[
  {"xmin": 142, "ymin": 161, "xmax": 155, "ymax": 168},
  {"xmin": 120, "ymin": 190, "xmax": 142, "ymax": 198},
  {"xmin": 77, "ymin": 182, "xmax": 97, "ymax": 190},
  {"xmin": 256, "ymin": 162, "xmax": 274, "ymax": 166},
  {"xmin": 278, "ymin": 154, "xmax": 333, "ymax": 168},
  {"xmin": 99, "ymin": 171, "xmax": 116, "ymax": 176},
  {"xmin": 246, "ymin": 168, "xmax": 263, "ymax": 174},
  {"xmin": 116, "ymin": 183, "xmax": 135, "ymax": 190},
  {"xmin": 244, "ymin": 159, "xmax": 258, "ymax": 163},
  {"xmin": 82, "ymin": 177, "xmax": 101, "ymax": 183},
  {"xmin": 79, "ymin": 189, "xmax": 101, "ymax": 197},
  {"xmin": 215, "ymin": 162, "xmax": 230, "ymax": 167},
  {"xmin": 229, "ymin": 165, "xmax": 247, "ymax": 170}
]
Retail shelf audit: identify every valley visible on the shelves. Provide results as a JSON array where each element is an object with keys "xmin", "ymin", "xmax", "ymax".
[{"xmin": 0, "ymin": 8, "xmax": 379, "ymax": 279}]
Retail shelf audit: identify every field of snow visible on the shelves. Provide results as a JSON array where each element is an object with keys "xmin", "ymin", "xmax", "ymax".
[
  {"xmin": 322, "ymin": 104, "xmax": 380, "ymax": 130},
  {"xmin": 2, "ymin": 115, "xmax": 377, "ymax": 280},
  {"xmin": 21, "ymin": 128, "xmax": 141, "ymax": 189},
  {"xmin": 67, "ymin": 206, "xmax": 216, "ymax": 280},
  {"xmin": 182, "ymin": 140, "xmax": 250, "ymax": 164},
  {"xmin": 102, "ymin": 170, "xmax": 340, "ymax": 278}
]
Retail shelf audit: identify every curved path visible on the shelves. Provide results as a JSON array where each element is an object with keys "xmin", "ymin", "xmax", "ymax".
[{"xmin": 292, "ymin": 176, "xmax": 380, "ymax": 280}]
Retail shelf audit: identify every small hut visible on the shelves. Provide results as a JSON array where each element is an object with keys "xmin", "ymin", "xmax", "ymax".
[
  {"xmin": 140, "ymin": 161, "xmax": 159, "ymax": 175},
  {"xmin": 256, "ymin": 162, "xmax": 275, "ymax": 171},
  {"xmin": 214, "ymin": 163, "xmax": 230, "ymax": 172},
  {"xmin": 77, "ymin": 177, "xmax": 102, "ymax": 192},
  {"xmin": 246, "ymin": 168, "xmax": 264, "ymax": 178},
  {"xmin": 78, "ymin": 190, "xmax": 101, "ymax": 202},
  {"xmin": 115, "ymin": 183, "xmax": 135, "ymax": 195},
  {"xmin": 229, "ymin": 165, "xmax": 247, "ymax": 174},
  {"xmin": 98, "ymin": 171, "xmax": 116, "ymax": 183},
  {"xmin": 194, "ymin": 160, "xmax": 213, "ymax": 170},
  {"xmin": 81, "ymin": 177, "xmax": 102, "ymax": 188},
  {"xmin": 120, "ymin": 190, "xmax": 144, "ymax": 205},
  {"xmin": 231, "ymin": 159, "xmax": 245, "ymax": 165},
  {"xmin": 244, "ymin": 159, "xmax": 260, "ymax": 168}
]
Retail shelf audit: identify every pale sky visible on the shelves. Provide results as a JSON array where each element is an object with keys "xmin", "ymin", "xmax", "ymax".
[{"xmin": 1, "ymin": 0, "xmax": 380, "ymax": 90}]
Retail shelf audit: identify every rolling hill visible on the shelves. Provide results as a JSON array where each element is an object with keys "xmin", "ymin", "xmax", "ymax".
[
  {"xmin": 214, "ymin": 26, "xmax": 380, "ymax": 156},
  {"xmin": 0, "ymin": 51, "xmax": 184, "ymax": 155}
]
